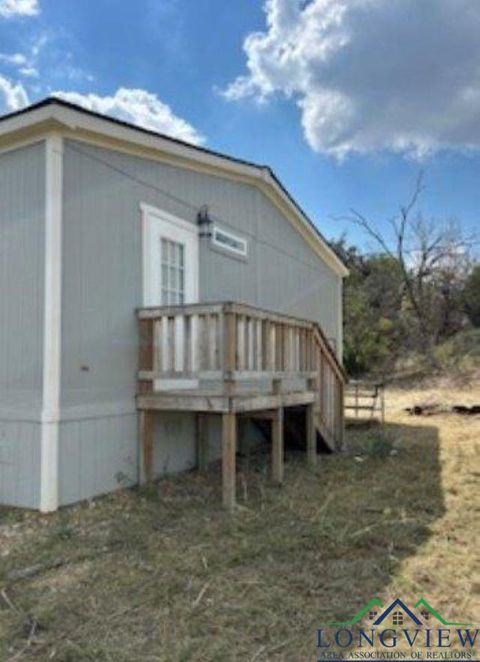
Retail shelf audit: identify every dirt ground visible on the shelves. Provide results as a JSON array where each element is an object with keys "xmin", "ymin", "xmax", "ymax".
[{"xmin": 0, "ymin": 383, "xmax": 479, "ymax": 661}]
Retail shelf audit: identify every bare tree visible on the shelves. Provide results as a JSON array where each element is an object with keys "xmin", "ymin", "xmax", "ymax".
[{"xmin": 338, "ymin": 173, "xmax": 476, "ymax": 357}]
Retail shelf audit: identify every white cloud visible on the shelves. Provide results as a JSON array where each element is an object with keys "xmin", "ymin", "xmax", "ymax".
[
  {"xmin": 224, "ymin": 0, "xmax": 480, "ymax": 159},
  {"xmin": 0, "ymin": 0, "xmax": 39, "ymax": 18},
  {"xmin": 0, "ymin": 52, "xmax": 27, "ymax": 66},
  {"xmin": 0, "ymin": 74, "xmax": 29, "ymax": 113},
  {"xmin": 0, "ymin": 51, "xmax": 38, "ymax": 77},
  {"xmin": 52, "ymin": 88, "xmax": 205, "ymax": 145},
  {"xmin": 19, "ymin": 66, "xmax": 38, "ymax": 77}
]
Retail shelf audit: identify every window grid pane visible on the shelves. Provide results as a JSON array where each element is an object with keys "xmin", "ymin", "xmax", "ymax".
[{"xmin": 161, "ymin": 238, "xmax": 185, "ymax": 306}]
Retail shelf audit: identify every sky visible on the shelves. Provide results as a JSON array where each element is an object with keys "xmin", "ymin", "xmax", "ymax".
[{"xmin": 0, "ymin": 0, "xmax": 479, "ymax": 251}]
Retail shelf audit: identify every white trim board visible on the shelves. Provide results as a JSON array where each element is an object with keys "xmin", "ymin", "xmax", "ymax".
[
  {"xmin": 39, "ymin": 133, "xmax": 63, "ymax": 513},
  {"xmin": 337, "ymin": 275, "xmax": 344, "ymax": 364},
  {"xmin": 140, "ymin": 202, "xmax": 199, "ymax": 308}
]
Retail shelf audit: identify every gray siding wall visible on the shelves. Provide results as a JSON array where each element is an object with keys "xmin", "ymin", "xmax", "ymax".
[
  {"xmin": 59, "ymin": 139, "xmax": 341, "ymax": 503},
  {"xmin": 0, "ymin": 142, "xmax": 45, "ymax": 508}
]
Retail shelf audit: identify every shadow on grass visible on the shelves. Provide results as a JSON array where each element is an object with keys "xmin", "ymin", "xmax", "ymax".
[{"xmin": 288, "ymin": 419, "xmax": 444, "ymax": 626}]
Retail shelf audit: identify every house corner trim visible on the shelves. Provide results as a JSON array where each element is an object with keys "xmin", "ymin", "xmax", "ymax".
[
  {"xmin": 337, "ymin": 276, "xmax": 343, "ymax": 365},
  {"xmin": 40, "ymin": 133, "xmax": 63, "ymax": 513}
]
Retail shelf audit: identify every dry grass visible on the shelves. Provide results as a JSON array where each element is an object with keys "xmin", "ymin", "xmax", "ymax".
[{"xmin": 0, "ymin": 383, "xmax": 478, "ymax": 661}]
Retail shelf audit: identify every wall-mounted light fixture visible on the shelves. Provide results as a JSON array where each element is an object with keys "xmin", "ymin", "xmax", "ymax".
[{"xmin": 197, "ymin": 204, "xmax": 213, "ymax": 237}]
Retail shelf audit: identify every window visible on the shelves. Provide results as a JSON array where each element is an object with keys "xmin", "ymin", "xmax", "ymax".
[
  {"xmin": 212, "ymin": 225, "xmax": 248, "ymax": 258},
  {"xmin": 392, "ymin": 611, "xmax": 404, "ymax": 626},
  {"xmin": 161, "ymin": 238, "xmax": 185, "ymax": 305},
  {"xmin": 368, "ymin": 611, "xmax": 378, "ymax": 620}
]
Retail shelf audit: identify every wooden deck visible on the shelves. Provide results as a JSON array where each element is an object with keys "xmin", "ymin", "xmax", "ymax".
[{"xmin": 137, "ymin": 301, "xmax": 347, "ymax": 509}]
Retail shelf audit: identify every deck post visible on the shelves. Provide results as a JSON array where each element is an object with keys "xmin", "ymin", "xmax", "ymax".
[
  {"xmin": 223, "ymin": 308, "xmax": 237, "ymax": 398},
  {"xmin": 337, "ymin": 381, "xmax": 345, "ymax": 451},
  {"xmin": 306, "ymin": 403, "xmax": 317, "ymax": 468},
  {"xmin": 380, "ymin": 383, "xmax": 386, "ymax": 425},
  {"xmin": 197, "ymin": 414, "xmax": 209, "ymax": 473},
  {"xmin": 139, "ymin": 409, "xmax": 155, "ymax": 484},
  {"xmin": 222, "ymin": 412, "xmax": 237, "ymax": 510},
  {"xmin": 271, "ymin": 407, "xmax": 284, "ymax": 485}
]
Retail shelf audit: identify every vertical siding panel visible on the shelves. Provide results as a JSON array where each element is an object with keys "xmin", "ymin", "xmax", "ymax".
[{"xmin": 0, "ymin": 143, "xmax": 45, "ymax": 508}]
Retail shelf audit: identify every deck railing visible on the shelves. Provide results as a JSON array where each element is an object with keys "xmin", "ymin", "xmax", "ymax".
[{"xmin": 138, "ymin": 301, "xmax": 346, "ymax": 445}]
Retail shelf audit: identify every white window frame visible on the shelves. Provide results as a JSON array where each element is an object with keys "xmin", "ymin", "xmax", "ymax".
[
  {"xmin": 141, "ymin": 203, "xmax": 199, "ymax": 308},
  {"xmin": 211, "ymin": 224, "xmax": 248, "ymax": 258}
]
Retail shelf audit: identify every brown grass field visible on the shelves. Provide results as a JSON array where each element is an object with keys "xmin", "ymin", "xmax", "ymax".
[{"xmin": 0, "ymin": 383, "xmax": 479, "ymax": 661}]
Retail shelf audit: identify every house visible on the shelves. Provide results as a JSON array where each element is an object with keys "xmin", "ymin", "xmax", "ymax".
[
  {"xmin": 373, "ymin": 600, "xmax": 422, "ymax": 627},
  {"xmin": 0, "ymin": 98, "xmax": 348, "ymax": 513}
]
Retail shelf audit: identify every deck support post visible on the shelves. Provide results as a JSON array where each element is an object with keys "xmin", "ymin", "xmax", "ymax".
[
  {"xmin": 139, "ymin": 410, "xmax": 155, "ymax": 484},
  {"xmin": 306, "ymin": 403, "xmax": 317, "ymax": 468},
  {"xmin": 271, "ymin": 407, "xmax": 284, "ymax": 485},
  {"xmin": 197, "ymin": 414, "xmax": 209, "ymax": 473},
  {"xmin": 222, "ymin": 412, "xmax": 237, "ymax": 510},
  {"xmin": 337, "ymin": 381, "xmax": 345, "ymax": 451}
]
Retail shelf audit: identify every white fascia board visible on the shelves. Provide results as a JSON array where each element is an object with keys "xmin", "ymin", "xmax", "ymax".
[
  {"xmin": 260, "ymin": 174, "xmax": 349, "ymax": 278},
  {"xmin": 0, "ymin": 105, "xmax": 58, "ymax": 139},
  {"xmin": 51, "ymin": 104, "xmax": 258, "ymax": 178}
]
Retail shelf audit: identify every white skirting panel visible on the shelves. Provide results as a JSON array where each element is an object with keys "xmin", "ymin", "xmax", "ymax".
[
  {"xmin": 0, "ymin": 420, "xmax": 41, "ymax": 508},
  {"xmin": 58, "ymin": 413, "xmax": 138, "ymax": 505}
]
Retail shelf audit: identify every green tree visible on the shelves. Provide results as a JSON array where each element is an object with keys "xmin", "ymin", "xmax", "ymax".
[
  {"xmin": 463, "ymin": 264, "xmax": 480, "ymax": 327},
  {"xmin": 331, "ymin": 238, "xmax": 404, "ymax": 376}
]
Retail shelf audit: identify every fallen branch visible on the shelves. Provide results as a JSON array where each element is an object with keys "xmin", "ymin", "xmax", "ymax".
[
  {"xmin": 5, "ymin": 558, "xmax": 67, "ymax": 584},
  {"xmin": 406, "ymin": 403, "xmax": 480, "ymax": 416},
  {"xmin": 2, "ymin": 542, "xmax": 123, "ymax": 588}
]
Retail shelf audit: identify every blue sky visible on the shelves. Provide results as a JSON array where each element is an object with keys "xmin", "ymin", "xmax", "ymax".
[{"xmin": 0, "ymin": 0, "xmax": 479, "ymax": 251}]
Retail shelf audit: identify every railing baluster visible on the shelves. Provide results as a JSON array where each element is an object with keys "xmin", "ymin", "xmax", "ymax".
[
  {"xmin": 161, "ymin": 316, "xmax": 169, "ymax": 373},
  {"xmin": 269, "ymin": 322, "xmax": 276, "ymax": 372},
  {"xmin": 295, "ymin": 329, "xmax": 298, "ymax": 372},
  {"xmin": 290, "ymin": 326, "xmax": 295, "ymax": 372},
  {"xmin": 215, "ymin": 313, "xmax": 222, "ymax": 370},
  {"xmin": 184, "ymin": 315, "xmax": 191, "ymax": 374},
  {"xmin": 190, "ymin": 314, "xmax": 198, "ymax": 374},
  {"xmin": 279, "ymin": 323, "xmax": 285, "ymax": 372},
  {"xmin": 199, "ymin": 315, "xmax": 207, "ymax": 371},
  {"xmin": 256, "ymin": 319, "xmax": 263, "ymax": 371},
  {"xmin": 262, "ymin": 320, "xmax": 269, "ymax": 372},
  {"xmin": 248, "ymin": 317, "xmax": 254, "ymax": 370},
  {"xmin": 223, "ymin": 308, "xmax": 237, "ymax": 395},
  {"xmin": 299, "ymin": 329, "xmax": 305, "ymax": 372},
  {"xmin": 208, "ymin": 314, "xmax": 216, "ymax": 371},
  {"xmin": 237, "ymin": 315, "xmax": 245, "ymax": 371},
  {"xmin": 154, "ymin": 319, "xmax": 162, "ymax": 375},
  {"xmin": 168, "ymin": 317, "xmax": 175, "ymax": 373},
  {"xmin": 174, "ymin": 315, "xmax": 184, "ymax": 373}
]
